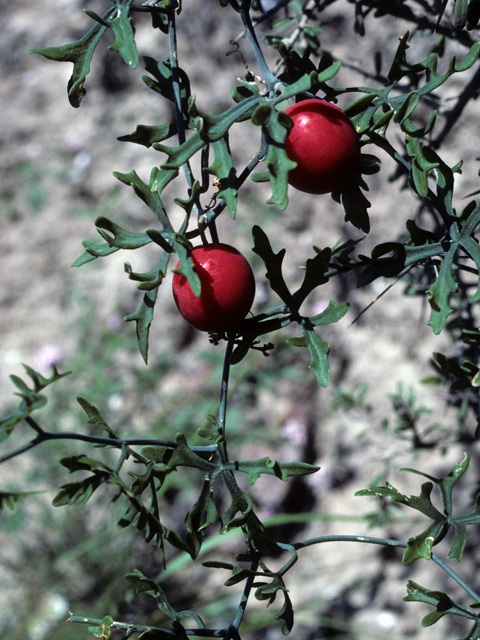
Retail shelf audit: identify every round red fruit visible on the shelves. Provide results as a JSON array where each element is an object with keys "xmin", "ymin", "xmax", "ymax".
[
  {"xmin": 284, "ymin": 98, "xmax": 360, "ymax": 195},
  {"xmin": 172, "ymin": 243, "xmax": 255, "ymax": 333}
]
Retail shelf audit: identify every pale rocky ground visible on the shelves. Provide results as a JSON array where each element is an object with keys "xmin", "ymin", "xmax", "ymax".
[{"xmin": 1, "ymin": 1, "xmax": 480, "ymax": 639}]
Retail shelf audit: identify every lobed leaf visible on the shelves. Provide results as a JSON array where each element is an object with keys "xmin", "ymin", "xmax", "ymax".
[
  {"xmin": 125, "ymin": 288, "xmax": 160, "ymax": 364},
  {"xmin": 126, "ymin": 569, "xmax": 205, "ymax": 627},
  {"xmin": 0, "ymin": 489, "xmax": 46, "ymax": 512},
  {"xmin": 293, "ymin": 248, "xmax": 331, "ymax": 307},
  {"xmin": 27, "ymin": 13, "xmax": 111, "ymax": 107},
  {"xmin": 229, "ymin": 457, "xmax": 319, "ymax": 485},
  {"xmin": 287, "ymin": 324, "xmax": 331, "ymax": 387},
  {"xmin": 207, "ymin": 136, "xmax": 238, "ymax": 218},
  {"xmin": 185, "ymin": 477, "xmax": 218, "ymax": 559},
  {"xmin": 426, "ymin": 242, "xmax": 457, "ymax": 334},
  {"xmin": 52, "ymin": 473, "xmax": 109, "ymax": 507},
  {"xmin": 87, "ymin": 615, "xmax": 114, "ymax": 640},
  {"xmin": 252, "ymin": 225, "xmax": 295, "ymax": 308},
  {"xmin": 404, "ymin": 581, "xmax": 477, "ymax": 628},
  {"xmin": 0, "ymin": 366, "xmax": 71, "ymax": 441}
]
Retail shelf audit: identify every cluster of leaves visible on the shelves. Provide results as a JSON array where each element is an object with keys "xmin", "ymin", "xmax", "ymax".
[
  {"xmin": 0, "ymin": 366, "xmax": 317, "ymax": 636},
  {"xmin": 358, "ymin": 453, "xmax": 480, "ymax": 638}
]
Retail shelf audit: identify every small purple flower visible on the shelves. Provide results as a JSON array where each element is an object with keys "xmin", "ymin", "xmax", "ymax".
[
  {"xmin": 34, "ymin": 344, "xmax": 62, "ymax": 373},
  {"xmin": 281, "ymin": 418, "xmax": 308, "ymax": 447}
]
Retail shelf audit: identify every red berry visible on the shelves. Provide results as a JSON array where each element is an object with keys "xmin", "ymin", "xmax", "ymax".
[
  {"xmin": 284, "ymin": 99, "xmax": 360, "ymax": 195},
  {"xmin": 172, "ymin": 243, "xmax": 255, "ymax": 333}
]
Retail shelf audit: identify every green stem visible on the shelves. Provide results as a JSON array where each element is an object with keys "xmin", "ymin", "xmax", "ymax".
[
  {"xmin": 0, "ymin": 431, "xmax": 215, "ymax": 465},
  {"xmin": 168, "ymin": 9, "xmax": 186, "ymax": 147},
  {"xmin": 167, "ymin": 7, "xmax": 202, "ymax": 221},
  {"xmin": 113, "ymin": 445, "xmax": 128, "ymax": 473},
  {"xmin": 239, "ymin": 0, "xmax": 281, "ymax": 93},
  {"xmin": 216, "ymin": 332, "xmax": 236, "ymax": 462},
  {"xmin": 225, "ymin": 559, "xmax": 259, "ymax": 640},
  {"xmin": 68, "ymin": 616, "xmax": 226, "ymax": 637},
  {"xmin": 294, "ymin": 534, "xmax": 480, "ymax": 603},
  {"xmin": 189, "ymin": 144, "xmax": 267, "ymax": 239}
]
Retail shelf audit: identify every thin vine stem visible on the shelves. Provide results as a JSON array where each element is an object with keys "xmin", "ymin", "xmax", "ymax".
[
  {"xmin": 216, "ymin": 331, "xmax": 236, "ymax": 463},
  {"xmin": 239, "ymin": 0, "xmax": 282, "ymax": 93},
  {"xmin": 224, "ymin": 559, "xmax": 260, "ymax": 640},
  {"xmin": 0, "ymin": 430, "xmax": 215, "ymax": 465},
  {"xmin": 294, "ymin": 534, "xmax": 480, "ymax": 603},
  {"xmin": 67, "ymin": 616, "xmax": 226, "ymax": 637},
  {"xmin": 167, "ymin": 6, "xmax": 204, "ymax": 227}
]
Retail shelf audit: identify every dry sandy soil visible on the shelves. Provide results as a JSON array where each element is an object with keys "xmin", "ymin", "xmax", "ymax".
[{"xmin": 1, "ymin": 1, "xmax": 480, "ymax": 639}]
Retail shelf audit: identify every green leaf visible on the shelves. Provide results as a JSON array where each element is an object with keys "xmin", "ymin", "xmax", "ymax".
[
  {"xmin": 104, "ymin": 2, "xmax": 138, "ymax": 68},
  {"xmin": 76, "ymin": 397, "xmax": 112, "ymax": 435},
  {"xmin": 0, "ymin": 366, "xmax": 71, "ymax": 441},
  {"xmin": 0, "ymin": 489, "xmax": 46, "ymax": 512},
  {"xmin": 355, "ymin": 481, "xmax": 445, "ymax": 563},
  {"xmin": 143, "ymin": 434, "xmax": 217, "ymax": 474},
  {"xmin": 125, "ymin": 288, "xmax": 159, "ymax": 364},
  {"xmin": 309, "ymin": 300, "xmax": 349, "ymax": 327},
  {"xmin": 143, "ymin": 56, "xmax": 191, "ymax": 111},
  {"xmin": 94, "ymin": 217, "xmax": 152, "ymax": 250},
  {"xmin": 357, "ymin": 455, "xmax": 479, "ymax": 563},
  {"xmin": 426, "ymin": 240, "xmax": 457, "ymax": 334},
  {"xmin": 207, "ymin": 136, "xmax": 238, "ymax": 218},
  {"xmin": 287, "ymin": 324, "xmax": 331, "ymax": 387},
  {"xmin": 113, "ymin": 169, "xmax": 174, "ymax": 228},
  {"xmin": 275, "ymin": 590, "xmax": 294, "ymax": 635},
  {"xmin": 118, "ymin": 123, "xmax": 178, "ymax": 148},
  {"xmin": 339, "ymin": 180, "xmax": 371, "ymax": 233},
  {"xmin": 260, "ymin": 108, "xmax": 296, "ymax": 211},
  {"xmin": 229, "ymin": 457, "xmax": 319, "ymax": 485},
  {"xmin": 455, "ymin": 0, "xmax": 470, "ymax": 28},
  {"xmin": 252, "ymin": 225, "xmax": 295, "ymax": 308},
  {"xmin": 53, "ymin": 473, "xmax": 109, "ymax": 507},
  {"xmin": 293, "ymin": 248, "xmax": 331, "ymax": 307},
  {"xmin": 87, "ymin": 615, "xmax": 114, "ymax": 640},
  {"xmin": 184, "ymin": 477, "xmax": 218, "ymax": 559},
  {"xmin": 126, "ymin": 569, "xmax": 178, "ymax": 617},
  {"xmin": 126, "ymin": 569, "xmax": 205, "ymax": 627},
  {"xmin": 394, "ymin": 91, "xmax": 420, "ymax": 125},
  {"xmin": 72, "ymin": 240, "xmax": 119, "ymax": 267},
  {"xmin": 404, "ymin": 581, "xmax": 476, "ymax": 627},
  {"xmin": 27, "ymin": 8, "xmax": 115, "ymax": 107},
  {"xmin": 0, "ymin": 408, "xmax": 30, "ymax": 442},
  {"xmin": 402, "ymin": 520, "xmax": 446, "ymax": 566},
  {"xmin": 125, "ymin": 261, "xmax": 166, "ymax": 291}
]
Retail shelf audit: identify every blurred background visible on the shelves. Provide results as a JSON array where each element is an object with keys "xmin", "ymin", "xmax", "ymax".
[{"xmin": 1, "ymin": 1, "xmax": 480, "ymax": 638}]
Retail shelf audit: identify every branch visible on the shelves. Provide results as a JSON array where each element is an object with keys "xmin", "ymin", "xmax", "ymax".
[
  {"xmin": 0, "ymin": 430, "xmax": 215, "ymax": 465},
  {"xmin": 294, "ymin": 534, "xmax": 480, "ymax": 602},
  {"xmin": 68, "ymin": 616, "xmax": 227, "ymax": 637}
]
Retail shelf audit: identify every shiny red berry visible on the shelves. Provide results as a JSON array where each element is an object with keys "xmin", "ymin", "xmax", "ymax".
[
  {"xmin": 172, "ymin": 244, "xmax": 255, "ymax": 333},
  {"xmin": 284, "ymin": 99, "xmax": 360, "ymax": 195}
]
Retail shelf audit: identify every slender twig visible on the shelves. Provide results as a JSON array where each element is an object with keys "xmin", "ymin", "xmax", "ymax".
[
  {"xmin": 224, "ymin": 559, "xmax": 260, "ymax": 640},
  {"xmin": 294, "ymin": 534, "xmax": 480, "ymax": 603},
  {"xmin": 167, "ymin": 7, "xmax": 204, "ymax": 223},
  {"xmin": 168, "ymin": 10, "xmax": 186, "ymax": 147},
  {"xmin": 0, "ymin": 431, "xmax": 215, "ymax": 465},
  {"xmin": 216, "ymin": 332, "xmax": 237, "ymax": 484},
  {"xmin": 68, "ymin": 616, "xmax": 226, "ymax": 637},
  {"xmin": 239, "ymin": 0, "xmax": 282, "ymax": 93},
  {"xmin": 113, "ymin": 445, "xmax": 129, "ymax": 473},
  {"xmin": 348, "ymin": 265, "xmax": 416, "ymax": 327}
]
